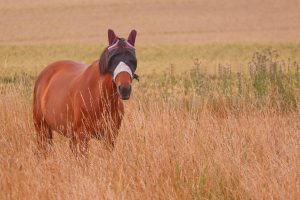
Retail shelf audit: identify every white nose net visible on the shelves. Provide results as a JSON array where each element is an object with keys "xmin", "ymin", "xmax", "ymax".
[{"xmin": 113, "ymin": 61, "xmax": 133, "ymax": 81}]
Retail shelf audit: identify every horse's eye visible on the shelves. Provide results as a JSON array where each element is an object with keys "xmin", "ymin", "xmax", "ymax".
[{"xmin": 131, "ymin": 59, "xmax": 137, "ymax": 67}]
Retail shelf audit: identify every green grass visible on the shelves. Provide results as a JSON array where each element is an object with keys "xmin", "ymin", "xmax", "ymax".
[
  {"xmin": 138, "ymin": 49, "xmax": 300, "ymax": 114},
  {"xmin": 1, "ymin": 43, "xmax": 300, "ymax": 77}
]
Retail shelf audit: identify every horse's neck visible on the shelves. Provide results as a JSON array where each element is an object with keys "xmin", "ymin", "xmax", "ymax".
[{"xmin": 84, "ymin": 61, "xmax": 118, "ymax": 103}]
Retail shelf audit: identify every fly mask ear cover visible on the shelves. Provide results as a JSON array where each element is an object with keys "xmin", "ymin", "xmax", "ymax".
[{"xmin": 113, "ymin": 61, "xmax": 133, "ymax": 82}]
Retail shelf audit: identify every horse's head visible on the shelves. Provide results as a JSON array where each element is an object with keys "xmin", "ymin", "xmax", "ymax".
[{"xmin": 99, "ymin": 29, "xmax": 138, "ymax": 100}]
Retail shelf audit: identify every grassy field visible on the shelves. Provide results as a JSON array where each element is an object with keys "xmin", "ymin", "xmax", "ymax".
[
  {"xmin": 0, "ymin": 44, "xmax": 299, "ymax": 200},
  {"xmin": 1, "ymin": 0, "xmax": 300, "ymax": 199}
]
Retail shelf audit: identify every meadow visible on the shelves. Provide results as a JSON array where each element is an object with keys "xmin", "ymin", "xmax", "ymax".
[
  {"xmin": 0, "ymin": 43, "xmax": 299, "ymax": 199},
  {"xmin": 1, "ymin": 0, "xmax": 300, "ymax": 199}
]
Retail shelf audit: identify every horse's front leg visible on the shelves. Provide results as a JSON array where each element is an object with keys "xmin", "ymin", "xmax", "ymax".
[
  {"xmin": 103, "ymin": 113, "xmax": 122, "ymax": 151},
  {"xmin": 105, "ymin": 128, "xmax": 117, "ymax": 151},
  {"xmin": 69, "ymin": 125, "xmax": 90, "ymax": 157},
  {"xmin": 100, "ymin": 130, "xmax": 115, "ymax": 152}
]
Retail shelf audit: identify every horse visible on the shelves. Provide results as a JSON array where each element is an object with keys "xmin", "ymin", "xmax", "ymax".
[{"xmin": 33, "ymin": 29, "xmax": 138, "ymax": 155}]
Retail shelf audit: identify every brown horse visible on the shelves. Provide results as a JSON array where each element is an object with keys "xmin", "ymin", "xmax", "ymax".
[{"xmin": 33, "ymin": 29, "xmax": 138, "ymax": 155}]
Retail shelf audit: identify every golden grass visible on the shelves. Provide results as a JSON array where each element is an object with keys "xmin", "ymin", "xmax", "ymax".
[
  {"xmin": 0, "ymin": 43, "xmax": 299, "ymax": 199},
  {"xmin": 0, "ymin": 77, "xmax": 299, "ymax": 199}
]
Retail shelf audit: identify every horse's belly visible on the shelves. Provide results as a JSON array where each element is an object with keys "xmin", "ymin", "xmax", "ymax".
[
  {"xmin": 41, "ymin": 83, "xmax": 75, "ymax": 136},
  {"xmin": 44, "ymin": 108, "xmax": 74, "ymax": 136}
]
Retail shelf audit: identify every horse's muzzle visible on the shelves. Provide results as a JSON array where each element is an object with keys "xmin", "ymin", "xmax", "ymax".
[{"xmin": 118, "ymin": 85, "xmax": 131, "ymax": 100}]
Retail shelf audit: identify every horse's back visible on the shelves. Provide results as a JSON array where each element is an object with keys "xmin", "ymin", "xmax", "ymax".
[
  {"xmin": 35, "ymin": 60, "xmax": 85, "ymax": 85},
  {"xmin": 33, "ymin": 60, "xmax": 86, "ymax": 133},
  {"xmin": 34, "ymin": 60, "xmax": 85, "ymax": 102}
]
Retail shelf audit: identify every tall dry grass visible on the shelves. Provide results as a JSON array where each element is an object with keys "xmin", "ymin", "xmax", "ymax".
[{"xmin": 0, "ymin": 50, "xmax": 299, "ymax": 199}]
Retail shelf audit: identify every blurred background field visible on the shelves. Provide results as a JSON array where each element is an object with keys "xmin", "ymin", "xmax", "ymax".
[
  {"xmin": 1, "ymin": 0, "xmax": 300, "ymax": 45},
  {"xmin": 0, "ymin": 0, "xmax": 299, "ymax": 199}
]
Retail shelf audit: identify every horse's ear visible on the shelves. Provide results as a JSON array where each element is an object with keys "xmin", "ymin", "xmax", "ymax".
[
  {"xmin": 108, "ymin": 29, "xmax": 117, "ymax": 45},
  {"xmin": 127, "ymin": 30, "xmax": 137, "ymax": 46}
]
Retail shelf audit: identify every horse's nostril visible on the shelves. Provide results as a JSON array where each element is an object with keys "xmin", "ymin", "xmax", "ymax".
[{"xmin": 118, "ymin": 85, "xmax": 131, "ymax": 98}]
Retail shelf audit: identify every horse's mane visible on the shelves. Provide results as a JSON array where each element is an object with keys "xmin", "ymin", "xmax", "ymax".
[{"xmin": 99, "ymin": 47, "xmax": 108, "ymax": 74}]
